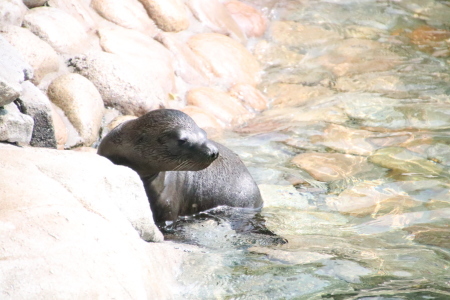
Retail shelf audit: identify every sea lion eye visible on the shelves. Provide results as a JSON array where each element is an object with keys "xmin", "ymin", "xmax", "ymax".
[{"xmin": 178, "ymin": 138, "xmax": 187, "ymax": 146}]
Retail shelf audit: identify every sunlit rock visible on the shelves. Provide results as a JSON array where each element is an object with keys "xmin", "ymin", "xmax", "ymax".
[
  {"xmin": 0, "ymin": 0, "xmax": 27, "ymax": 26},
  {"xmin": 186, "ymin": 87, "xmax": 252, "ymax": 127},
  {"xmin": 0, "ymin": 25, "xmax": 60, "ymax": 85},
  {"xmin": 224, "ymin": 0, "xmax": 267, "ymax": 38},
  {"xmin": 156, "ymin": 32, "xmax": 212, "ymax": 86},
  {"xmin": 253, "ymin": 40, "xmax": 305, "ymax": 69},
  {"xmin": 292, "ymin": 152, "xmax": 372, "ymax": 182},
  {"xmin": 181, "ymin": 105, "xmax": 223, "ymax": 136},
  {"xmin": 188, "ymin": 33, "xmax": 261, "ymax": 86},
  {"xmin": 0, "ymin": 35, "xmax": 33, "ymax": 107},
  {"xmin": 315, "ymin": 260, "xmax": 372, "ymax": 283},
  {"xmin": 69, "ymin": 51, "xmax": 163, "ymax": 116},
  {"xmin": 98, "ymin": 26, "xmax": 175, "ymax": 94},
  {"xmin": 266, "ymin": 83, "xmax": 334, "ymax": 108},
  {"xmin": 47, "ymin": 73, "xmax": 104, "ymax": 146},
  {"xmin": 22, "ymin": 7, "xmax": 90, "ymax": 55},
  {"xmin": 229, "ymin": 83, "xmax": 268, "ymax": 112},
  {"xmin": 188, "ymin": 0, "xmax": 245, "ymax": 44},
  {"xmin": 369, "ymin": 147, "xmax": 448, "ymax": 177},
  {"xmin": 91, "ymin": 0, "xmax": 159, "ymax": 37},
  {"xmin": 259, "ymin": 184, "xmax": 309, "ymax": 209},
  {"xmin": 0, "ymin": 103, "xmax": 34, "ymax": 145},
  {"xmin": 326, "ymin": 180, "xmax": 422, "ymax": 217},
  {"xmin": 50, "ymin": 102, "xmax": 67, "ymax": 149},
  {"xmin": 18, "ymin": 81, "xmax": 56, "ymax": 148},
  {"xmin": 138, "ymin": 0, "xmax": 189, "ymax": 32},
  {"xmin": 49, "ymin": 102, "xmax": 83, "ymax": 149},
  {"xmin": 314, "ymin": 38, "xmax": 402, "ymax": 77},
  {"xmin": 268, "ymin": 21, "xmax": 342, "ymax": 51}
]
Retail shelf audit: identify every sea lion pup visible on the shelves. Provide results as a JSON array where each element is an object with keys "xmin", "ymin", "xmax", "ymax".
[{"xmin": 98, "ymin": 109, "xmax": 263, "ymax": 224}]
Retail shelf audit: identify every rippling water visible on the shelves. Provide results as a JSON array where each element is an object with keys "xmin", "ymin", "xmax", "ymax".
[{"xmin": 173, "ymin": 1, "xmax": 450, "ymax": 298}]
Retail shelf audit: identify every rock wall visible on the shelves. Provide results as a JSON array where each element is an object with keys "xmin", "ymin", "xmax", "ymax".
[{"xmin": 0, "ymin": 0, "xmax": 269, "ymax": 298}]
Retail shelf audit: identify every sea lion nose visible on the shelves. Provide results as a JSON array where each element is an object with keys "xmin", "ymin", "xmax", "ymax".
[{"xmin": 206, "ymin": 143, "xmax": 219, "ymax": 160}]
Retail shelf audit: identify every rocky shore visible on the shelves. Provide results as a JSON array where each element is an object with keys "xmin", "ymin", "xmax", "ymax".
[{"xmin": 0, "ymin": 0, "xmax": 268, "ymax": 298}]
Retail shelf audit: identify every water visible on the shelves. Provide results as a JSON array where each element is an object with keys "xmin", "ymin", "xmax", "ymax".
[{"xmin": 172, "ymin": 1, "xmax": 450, "ymax": 298}]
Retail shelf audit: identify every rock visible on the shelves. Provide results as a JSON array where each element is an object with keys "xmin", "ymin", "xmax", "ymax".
[
  {"xmin": 188, "ymin": 33, "xmax": 261, "ymax": 87},
  {"xmin": 47, "ymin": 73, "xmax": 104, "ymax": 146},
  {"xmin": 0, "ymin": 35, "xmax": 33, "ymax": 106},
  {"xmin": 335, "ymin": 73, "xmax": 403, "ymax": 94},
  {"xmin": 266, "ymin": 83, "xmax": 334, "ymax": 108},
  {"xmin": 224, "ymin": 0, "xmax": 267, "ymax": 37},
  {"xmin": 50, "ymin": 103, "xmax": 68, "ymax": 149},
  {"xmin": 313, "ymin": 38, "xmax": 402, "ymax": 77},
  {"xmin": 180, "ymin": 106, "xmax": 223, "ymax": 136},
  {"xmin": 22, "ymin": 0, "xmax": 46, "ymax": 8},
  {"xmin": 22, "ymin": 7, "xmax": 90, "ymax": 54},
  {"xmin": 186, "ymin": 87, "xmax": 252, "ymax": 127},
  {"xmin": 188, "ymin": 0, "xmax": 246, "ymax": 43},
  {"xmin": 369, "ymin": 147, "xmax": 447, "ymax": 177},
  {"xmin": 91, "ymin": 0, "xmax": 159, "ymax": 37},
  {"xmin": 17, "ymin": 81, "xmax": 56, "ymax": 148},
  {"xmin": 269, "ymin": 21, "xmax": 342, "ymax": 51},
  {"xmin": 315, "ymin": 260, "xmax": 372, "ymax": 284},
  {"xmin": 104, "ymin": 115, "xmax": 137, "ymax": 137},
  {"xmin": 259, "ymin": 184, "xmax": 309, "ymax": 209},
  {"xmin": 229, "ymin": 84, "xmax": 268, "ymax": 112},
  {"xmin": 0, "ymin": 103, "xmax": 34, "ymax": 144},
  {"xmin": 425, "ymin": 143, "xmax": 450, "ymax": 166},
  {"xmin": 253, "ymin": 40, "xmax": 306, "ymax": 69},
  {"xmin": 0, "ymin": 143, "xmax": 188, "ymax": 299},
  {"xmin": 138, "ymin": 0, "xmax": 189, "ymax": 32},
  {"xmin": 0, "ymin": 25, "xmax": 60, "ymax": 85},
  {"xmin": 249, "ymin": 247, "xmax": 332, "ymax": 265},
  {"xmin": 69, "ymin": 51, "xmax": 163, "ymax": 116},
  {"xmin": 98, "ymin": 26, "xmax": 175, "ymax": 94},
  {"xmin": 404, "ymin": 223, "xmax": 450, "ymax": 248},
  {"xmin": 292, "ymin": 152, "xmax": 372, "ymax": 182},
  {"xmin": 326, "ymin": 180, "xmax": 422, "ymax": 217},
  {"xmin": 0, "ymin": 0, "xmax": 27, "ymax": 26},
  {"xmin": 156, "ymin": 32, "xmax": 212, "ymax": 86}
]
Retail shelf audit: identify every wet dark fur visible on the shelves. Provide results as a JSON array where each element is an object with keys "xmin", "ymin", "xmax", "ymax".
[{"xmin": 98, "ymin": 109, "xmax": 263, "ymax": 224}]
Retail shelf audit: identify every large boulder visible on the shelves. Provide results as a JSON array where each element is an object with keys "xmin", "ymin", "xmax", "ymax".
[
  {"xmin": 18, "ymin": 81, "xmax": 57, "ymax": 148},
  {"xmin": 0, "ymin": 25, "xmax": 60, "ymax": 85},
  {"xmin": 22, "ymin": 7, "xmax": 91, "ymax": 54},
  {"xmin": 0, "ymin": 144, "xmax": 186, "ymax": 299},
  {"xmin": 47, "ymin": 73, "xmax": 104, "ymax": 146},
  {"xmin": 69, "ymin": 51, "xmax": 163, "ymax": 116},
  {"xmin": 0, "ymin": 0, "xmax": 27, "ymax": 26},
  {"xmin": 0, "ymin": 35, "xmax": 33, "ymax": 107}
]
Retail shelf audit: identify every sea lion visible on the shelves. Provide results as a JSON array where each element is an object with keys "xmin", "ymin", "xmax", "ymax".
[{"xmin": 97, "ymin": 109, "xmax": 263, "ymax": 224}]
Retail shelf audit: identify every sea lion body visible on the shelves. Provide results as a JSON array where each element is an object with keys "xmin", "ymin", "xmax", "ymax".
[{"xmin": 98, "ymin": 109, "xmax": 263, "ymax": 224}]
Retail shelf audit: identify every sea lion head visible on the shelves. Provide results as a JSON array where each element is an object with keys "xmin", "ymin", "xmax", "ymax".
[{"xmin": 98, "ymin": 109, "xmax": 219, "ymax": 178}]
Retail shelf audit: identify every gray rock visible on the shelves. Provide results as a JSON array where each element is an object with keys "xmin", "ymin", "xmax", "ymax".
[
  {"xmin": 17, "ymin": 81, "xmax": 56, "ymax": 148},
  {"xmin": 69, "ymin": 51, "xmax": 163, "ymax": 116},
  {"xmin": 0, "ymin": 25, "xmax": 60, "ymax": 85},
  {"xmin": 0, "ymin": 102, "xmax": 34, "ymax": 144},
  {"xmin": 0, "ymin": 35, "xmax": 34, "ymax": 106},
  {"xmin": 0, "ymin": 144, "xmax": 180, "ymax": 299},
  {"xmin": 0, "ymin": 0, "xmax": 27, "ymax": 26},
  {"xmin": 22, "ymin": 0, "xmax": 47, "ymax": 8}
]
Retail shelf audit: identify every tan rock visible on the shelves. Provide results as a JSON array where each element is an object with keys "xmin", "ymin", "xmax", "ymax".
[
  {"xmin": 22, "ymin": 7, "xmax": 90, "ymax": 54},
  {"xmin": 225, "ymin": 0, "xmax": 267, "ymax": 37},
  {"xmin": 229, "ymin": 84, "xmax": 268, "ymax": 111},
  {"xmin": 50, "ymin": 103, "xmax": 68, "ymax": 149},
  {"xmin": 47, "ymin": 73, "xmax": 104, "ymax": 146},
  {"xmin": 70, "ymin": 51, "xmax": 163, "ymax": 116},
  {"xmin": 0, "ymin": 0, "xmax": 27, "ymax": 26},
  {"xmin": 253, "ymin": 40, "xmax": 305, "ymax": 68},
  {"xmin": 49, "ymin": 102, "xmax": 82, "ymax": 149},
  {"xmin": 0, "ymin": 25, "xmax": 60, "ymax": 85},
  {"xmin": 91, "ymin": 0, "xmax": 159, "ymax": 37},
  {"xmin": 138, "ymin": 0, "xmax": 189, "ymax": 32},
  {"xmin": 188, "ymin": 33, "xmax": 261, "ymax": 86},
  {"xmin": 98, "ymin": 26, "xmax": 175, "ymax": 94},
  {"xmin": 23, "ymin": 0, "xmax": 46, "ymax": 8},
  {"xmin": 269, "ymin": 21, "xmax": 342, "ymax": 50},
  {"xmin": 188, "ymin": 0, "xmax": 246, "ymax": 43},
  {"xmin": 186, "ymin": 87, "xmax": 252, "ymax": 127},
  {"xmin": 292, "ymin": 152, "xmax": 372, "ymax": 182},
  {"xmin": 267, "ymin": 83, "xmax": 334, "ymax": 107},
  {"xmin": 104, "ymin": 115, "xmax": 137, "ymax": 137},
  {"xmin": 181, "ymin": 105, "xmax": 223, "ymax": 137}
]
